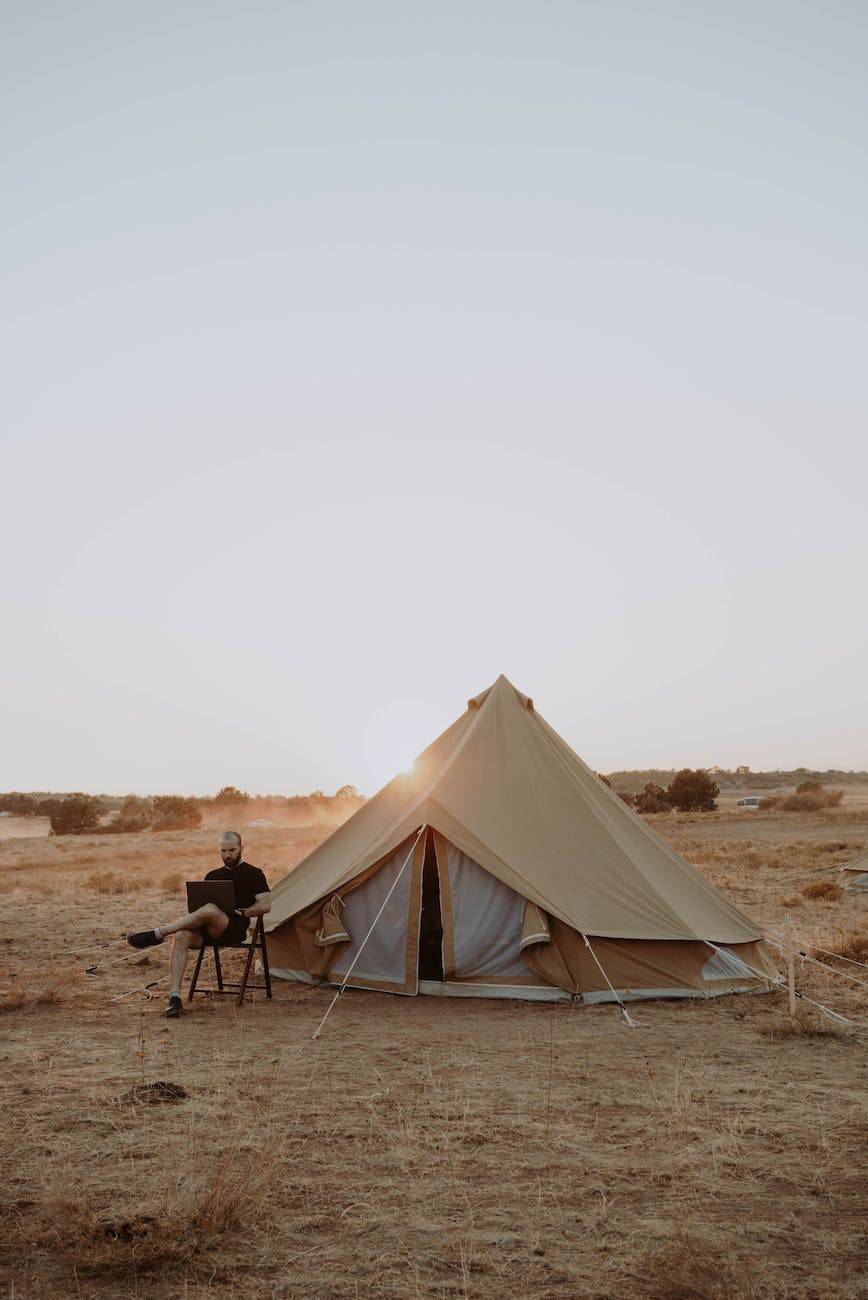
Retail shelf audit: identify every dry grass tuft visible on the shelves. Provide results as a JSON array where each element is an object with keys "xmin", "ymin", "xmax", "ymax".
[
  {"xmin": 160, "ymin": 869, "xmax": 184, "ymax": 893},
  {"xmin": 759, "ymin": 1009, "xmax": 852, "ymax": 1041},
  {"xmin": 778, "ymin": 895, "xmax": 802, "ymax": 907},
  {"xmin": 119, "ymin": 1080, "xmax": 188, "ymax": 1105},
  {"xmin": 85, "ymin": 869, "xmax": 135, "ymax": 895},
  {"xmin": 14, "ymin": 1143, "xmax": 287, "ymax": 1282},
  {"xmin": 640, "ymin": 1229, "xmax": 762, "ymax": 1299},
  {"xmin": 820, "ymin": 930, "xmax": 868, "ymax": 962},
  {"xmin": 802, "ymin": 879, "xmax": 843, "ymax": 901},
  {"xmin": 0, "ymin": 973, "xmax": 70, "ymax": 1015}
]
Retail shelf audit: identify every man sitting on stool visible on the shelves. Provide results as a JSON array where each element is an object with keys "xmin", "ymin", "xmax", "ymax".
[{"xmin": 127, "ymin": 831, "xmax": 271, "ymax": 1019}]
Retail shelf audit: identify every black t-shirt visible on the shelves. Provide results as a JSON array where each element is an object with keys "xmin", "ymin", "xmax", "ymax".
[{"xmin": 205, "ymin": 861, "xmax": 269, "ymax": 927}]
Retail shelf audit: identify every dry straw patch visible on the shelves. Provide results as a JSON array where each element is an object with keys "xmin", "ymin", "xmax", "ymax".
[
  {"xmin": 820, "ymin": 930, "xmax": 868, "ymax": 962},
  {"xmin": 759, "ymin": 1008, "xmax": 854, "ymax": 1041},
  {"xmin": 0, "ymin": 978, "xmax": 65, "ymax": 1015},
  {"xmin": 22, "ymin": 1146, "xmax": 285, "ymax": 1281},
  {"xmin": 802, "ymin": 879, "xmax": 843, "ymax": 901},
  {"xmin": 639, "ymin": 1228, "xmax": 764, "ymax": 1300},
  {"xmin": 85, "ymin": 869, "xmax": 137, "ymax": 895},
  {"xmin": 0, "ymin": 963, "xmax": 83, "ymax": 1016}
]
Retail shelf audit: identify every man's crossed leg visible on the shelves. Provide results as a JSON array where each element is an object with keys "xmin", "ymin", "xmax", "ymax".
[{"xmin": 128, "ymin": 904, "xmax": 233, "ymax": 1018}]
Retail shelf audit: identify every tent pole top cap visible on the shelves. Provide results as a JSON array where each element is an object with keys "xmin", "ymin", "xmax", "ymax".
[{"xmin": 468, "ymin": 675, "xmax": 534, "ymax": 712}]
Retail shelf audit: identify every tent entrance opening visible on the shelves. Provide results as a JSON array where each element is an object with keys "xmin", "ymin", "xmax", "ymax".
[{"xmin": 418, "ymin": 830, "xmax": 444, "ymax": 981}]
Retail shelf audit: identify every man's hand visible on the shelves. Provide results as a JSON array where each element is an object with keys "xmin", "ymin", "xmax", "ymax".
[{"xmin": 235, "ymin": 907, "xmax": 249, "ymax": 918}]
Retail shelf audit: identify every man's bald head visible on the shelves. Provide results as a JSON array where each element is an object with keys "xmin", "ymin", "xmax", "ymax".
[{"xmin": 219, "ymin": 831, "xmax": 243, "ymax": 866}]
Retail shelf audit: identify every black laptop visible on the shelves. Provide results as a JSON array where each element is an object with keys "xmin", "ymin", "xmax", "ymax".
[{"xmin": 185, "ymin": 880, "xmax": 236, "ymax": 917}]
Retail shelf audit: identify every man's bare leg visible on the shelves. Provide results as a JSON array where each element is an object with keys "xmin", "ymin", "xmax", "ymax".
[
  {"xmin": 170, "ymin": 929, "xmax": 202, "ymax": 996},
  {"xmin": 162, "ymin": 906, "xmax": 230, "ymax": 1019},
  {"xmin": 160, "ymin": 904, "xmax": 231, "ymax": 940},
  {"xmin": 128, "ymin": 903, "xmax": 230, "ymax": 949}
]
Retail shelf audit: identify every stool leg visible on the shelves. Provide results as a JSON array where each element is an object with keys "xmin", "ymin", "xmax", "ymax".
[
  {"xmin": 259, "ymin": 920, "xmax": 273, "ymax": 998},
  {"xmin": 214, "ymin": 947, "xmax": 224, "ymax": 992},
  {"xmin": 188, "ymin": 944, "xmax": 206, "ymax": 1001},
  {"xmin": 237, "ymin": 928, "xmax": 257, "ymax": 1006}
]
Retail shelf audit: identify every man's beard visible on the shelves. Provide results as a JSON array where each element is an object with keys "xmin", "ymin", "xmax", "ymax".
[{"xmin": 223, "ymin": 852, "xmax": 242, "ymax": 869}]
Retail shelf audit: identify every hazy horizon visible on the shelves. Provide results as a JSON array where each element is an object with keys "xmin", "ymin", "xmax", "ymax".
[
  {"xmin": 5, "ymin": 714, "xmax": 868, "ymax": 804},
  {"xmin": 3, "ymin": 2, "xmax": 867, "ymax": 795}
]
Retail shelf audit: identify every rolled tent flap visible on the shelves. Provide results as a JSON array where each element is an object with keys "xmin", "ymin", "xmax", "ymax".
[
  {"xmin": 315, "ymin": 894, "xmax": 350, "ymax": 946},
  {"xmin": 520, "ymin": 901, "xmax": 551, "ymax": 951}
]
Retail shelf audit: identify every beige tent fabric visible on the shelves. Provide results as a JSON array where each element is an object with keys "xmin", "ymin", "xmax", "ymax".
[
  {"xmin": 520, "ymin": 918, "xmax": 776, "ymax": 996},
  {"xmin": 314, "ymin": 895, "xmax": 350, "ymax": 947},
  {"xmin": 267, "ymin": 675, "xmax": 762, "ymax": 945},
  {"xmin": 841, "ymin": 848, "xmax": 868, "ymax": 892}
]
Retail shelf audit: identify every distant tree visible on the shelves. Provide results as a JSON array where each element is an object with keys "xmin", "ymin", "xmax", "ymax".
[
  {"xmin": 214, "ymin": 786, "xmax": 249, "ymax": 805},
  {"xmin": 618, "ymin": 792, "xmax": 636, "ymax": 806},
  {"xmin": 335, "ymin": 784, "xmax": 360, "ymax": 799},
  {"xmin": 666, "ymin": 769, "xmax": 719, "ymax": 812},
  {"xmin": 116, "ymin": 796, "xmax": 155, "ymax": 831},
  {"xmin": 795, "ymin": 780, "xmax": 823, "ymax": 794},
  {"xmin": 151, "ymin": 795, "xmax": 203, "ymax": 830},
  {"xmin": 36, "ymin": 797, "xmax": 64, "ymax": 819},
  {"xmin": 50, "ymin": 794, "xmax": 105, "ymax": 836},
  {"xmin": 634, "ymin": 783, "xmax": 673, "ymax": 814},
  {"xmin": 0, "ymin": 792, "xmax": 37, "ymax": 816}
]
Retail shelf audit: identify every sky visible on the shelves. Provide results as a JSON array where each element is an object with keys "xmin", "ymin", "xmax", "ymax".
[{"xmin": 2, "ymin": 1, "xmax": 867, "ymax": 796}]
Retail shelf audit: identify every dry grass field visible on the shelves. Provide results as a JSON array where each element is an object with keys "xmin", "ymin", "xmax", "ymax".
[{"xmin": 1, "ymin": 810, "xmax": 867, "ymax": 1299}]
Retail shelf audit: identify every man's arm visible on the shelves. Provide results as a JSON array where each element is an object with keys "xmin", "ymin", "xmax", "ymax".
[{"xmin": 237, "ymin": 891, "xmax": 271, "ymax": 918}]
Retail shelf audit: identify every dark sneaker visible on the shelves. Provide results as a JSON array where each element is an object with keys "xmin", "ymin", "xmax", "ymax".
[
  {"xmin": 127, "ymin": 930, "xmax": 163, "ymax": 949},
  {"xmin": 164, "ymin": 995, "xmax": 183, "ymax": 1019}
]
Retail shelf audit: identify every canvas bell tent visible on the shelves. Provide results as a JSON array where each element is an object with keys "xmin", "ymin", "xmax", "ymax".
[
  {"xmin": 842, "ymin": 848, "xmax": 868, "ymax": 893},
  {"xmin": 266, "ymin": 676, "xmax": 776, "ymax": 1003}
]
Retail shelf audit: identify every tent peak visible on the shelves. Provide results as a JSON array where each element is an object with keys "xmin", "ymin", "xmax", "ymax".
[{"xmin": 468, "ymin": 675, "xmax": 534, "ymax": 712}]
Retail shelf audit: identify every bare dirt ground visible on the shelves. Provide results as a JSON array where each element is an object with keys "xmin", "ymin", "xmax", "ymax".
[{"xmin": 1, "ymin": 813, "xmax": 867, "ymax": 1299}]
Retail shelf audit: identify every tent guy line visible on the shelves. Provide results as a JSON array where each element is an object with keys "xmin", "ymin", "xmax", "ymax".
[
  {"xmin": 763, "ymin": 927, "xmax": 868, "ymax": 973},
  {"xmin": 581, "ymin": 934, "xmax": 639, "ymax": 1029},
  {"xmin": 763, "ymin": 934, "xmax": 868, "ymax": 993},
  {"xmin": 703, "ymin": 941, "xmax": 857, "ymax": 1027},
  {"xmin": 312, "ymin": 826, "xmax": 425, "ymax": 1040}
]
